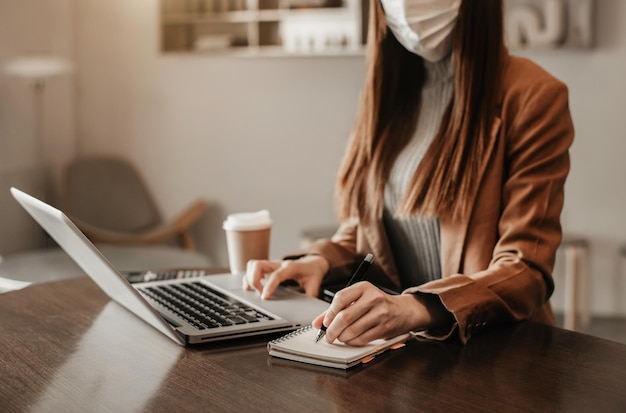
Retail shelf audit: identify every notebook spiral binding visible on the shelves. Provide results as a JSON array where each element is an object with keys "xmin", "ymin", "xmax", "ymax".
[{"xmin": 268, "ymin": 325, "xmax": 312, "ymax": 345}]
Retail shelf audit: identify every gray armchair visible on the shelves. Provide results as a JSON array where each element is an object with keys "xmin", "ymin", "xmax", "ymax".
[
  {"xmin": 0, "ymin": 156, "xmax": 212, "ymax": 288},
  {"xmin": 63, "ymin": 156, "xmax": 207, "ymax": 250}
]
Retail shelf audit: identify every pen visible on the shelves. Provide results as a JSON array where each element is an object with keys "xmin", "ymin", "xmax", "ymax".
[{"xmin": 315, "ymin": 253, "xmax": 374, "ymax": 343}]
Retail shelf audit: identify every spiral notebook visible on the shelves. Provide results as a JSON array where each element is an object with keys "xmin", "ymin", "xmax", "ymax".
[{"xmin": 267, "ymin": 325, "xmax": 411, "ymax": 369}]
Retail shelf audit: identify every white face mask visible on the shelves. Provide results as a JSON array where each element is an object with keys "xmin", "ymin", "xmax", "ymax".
[{"xmin": 381, "ymin": 0, "xmax": 461, "ymax": 62}]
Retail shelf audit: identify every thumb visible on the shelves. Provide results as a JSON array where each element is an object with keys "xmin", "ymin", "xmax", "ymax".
[{"xmin": 302, "ymin": 278, "xmax": 323, "ymax": 298}]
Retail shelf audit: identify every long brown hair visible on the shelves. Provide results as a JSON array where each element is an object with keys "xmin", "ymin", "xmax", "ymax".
[{"xmin": 335, "ymin": 0, "xmax": 504, "ymax": 222}]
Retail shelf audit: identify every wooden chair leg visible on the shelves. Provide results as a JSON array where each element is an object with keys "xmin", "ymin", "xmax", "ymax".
[
  {"xmin": 580, "ymin": 244, "xmax": 591, "ymax": 328},
  {"xmin": 564, "ymin": 244, "xmax": 579, "ymax": 331},
  {"xmin": 562, "ymin": 238, "xmax": 590, "ymax": 331},
  {"xmin": 180, "ymin": 232, "xmax": 196, "ymax": 251}
]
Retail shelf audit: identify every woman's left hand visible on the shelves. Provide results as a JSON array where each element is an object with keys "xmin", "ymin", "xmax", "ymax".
[{"xmin": 312, "ymin": 282, "xmax": 435, "ymax": 346}]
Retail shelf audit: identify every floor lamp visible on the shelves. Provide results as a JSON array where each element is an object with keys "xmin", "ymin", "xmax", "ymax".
[{"xmin": 4, "ymin": 55, "xmax": 73, "ymax": 202}]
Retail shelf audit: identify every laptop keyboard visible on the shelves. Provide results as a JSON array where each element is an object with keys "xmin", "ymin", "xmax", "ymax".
[
  {"xmin": 139, "ymin": 282, "xmax": 274, "ymax": 330},
  {"xmin": 124, "ymin": 269, "xmax": 208, "ymax": 283}
]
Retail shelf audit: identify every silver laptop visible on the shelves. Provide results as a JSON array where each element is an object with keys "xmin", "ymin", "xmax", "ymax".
[{"xmin": 11, "ymin": 187, "xmax": 328, "ymax": 346}]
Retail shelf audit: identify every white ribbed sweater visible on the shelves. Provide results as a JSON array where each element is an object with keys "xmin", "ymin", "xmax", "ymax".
[{"xmin": 383, "ymin": 56, "xmax": 454, "ymax": 288}]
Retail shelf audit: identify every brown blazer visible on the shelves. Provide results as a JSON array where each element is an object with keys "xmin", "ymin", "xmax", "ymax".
[{"xmin": 299, "ymin": 54, "xmax": 574, "ymax": 344}]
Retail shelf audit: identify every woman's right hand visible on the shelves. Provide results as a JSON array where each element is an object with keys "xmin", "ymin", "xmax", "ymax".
[{"xmin": 243, "ymin": 255, "xmax": 329, "ymax": 300}]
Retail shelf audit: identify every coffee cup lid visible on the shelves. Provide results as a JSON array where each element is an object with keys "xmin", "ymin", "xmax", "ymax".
[{"xmin": 223, "ymin": 210, "xmax": 272, "ymax": 231}]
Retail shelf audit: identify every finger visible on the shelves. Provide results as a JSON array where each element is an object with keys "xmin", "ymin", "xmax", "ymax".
[
  {"xmin": 324, "ymin": 303, "xmax": 373, "ymax": 344},
  {"xmin": 242, "ymin": 261, "xmax": 253, "ymax": 291},
  {"xmin": 311, "ymin": 311, "xmax": 326, "ymax": 330},
  {"xmin": 337, "ymin": 307, "xmax": 381, "ymax": 346},
  {"xmin": 322, "ymin": 287, "xmax": 372, "ymax": 343},
  {"xmin": 244, "ymin": 260, "xmax": 274, "ymax": 294},
  {"xmin": 261, "ymin": 264, "xmax": 299, "ymax": 299},
  {"xmin": 302, "ymin": 277, "xmax": 323, "ymax": 298},
  {"xmin": 243, "ymin": 260, "xmax": 263, "ymax": 293},
  {"xmin": 322, "ymin": 282, "xmax": 365, "ymax": 328},
  {"xmin": 337, "ymin": 292, "xmax": 405, "ymax": 345}
]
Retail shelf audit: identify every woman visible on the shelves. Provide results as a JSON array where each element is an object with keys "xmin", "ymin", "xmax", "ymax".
[{"xmin": 245, "ymin": 0, "xmax": 574, "ymax": 345}]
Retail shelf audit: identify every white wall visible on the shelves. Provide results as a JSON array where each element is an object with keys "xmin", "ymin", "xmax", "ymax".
[
  {"xmin": 0, "ymin": 0, "xmax": 75, "ymax": 253},
  {"xmin": 73, "ymin": 0, "xmax": 364, "ymax": 270},
  {"xmin": 2, "ymin": 0, "xmax": 626, "ymax": 316}
]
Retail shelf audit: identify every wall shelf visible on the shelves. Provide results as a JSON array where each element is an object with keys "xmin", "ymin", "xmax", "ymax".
[
  {"xmin": 161, "ymin": 0, "xmax": 595, "ymax": 56},
  {"xmin": 160, "ymin": 0, "xmax": 366, "ymax": 55}
]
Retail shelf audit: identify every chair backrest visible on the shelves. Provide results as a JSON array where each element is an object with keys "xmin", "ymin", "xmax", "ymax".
[{"xmin": 64, "ymin": 156, "xmax": 161, "ymax": 233}]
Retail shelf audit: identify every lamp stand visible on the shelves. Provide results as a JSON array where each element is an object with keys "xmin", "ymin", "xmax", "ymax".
[{"xmin": 33, "ymin": 79, "xmax": 48, "ymax": 202}]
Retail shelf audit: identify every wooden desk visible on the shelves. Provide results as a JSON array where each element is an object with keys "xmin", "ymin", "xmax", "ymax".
[{"xmin": 1, "ymin": 277, "xmax": 625, "ymax": 412}]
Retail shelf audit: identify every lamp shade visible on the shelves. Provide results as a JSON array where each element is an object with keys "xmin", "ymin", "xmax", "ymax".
[{"xmin": 4, "ymin": 55, "xmax": 73, "ymax": 80}]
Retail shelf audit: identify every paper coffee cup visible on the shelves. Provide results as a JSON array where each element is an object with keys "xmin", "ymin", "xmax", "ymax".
[{"xmin": 223, "ymin": 210, "xmax": 272, "ymax": 274}]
